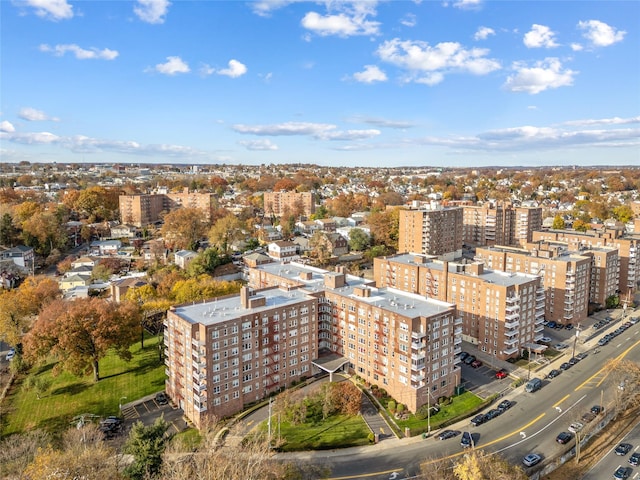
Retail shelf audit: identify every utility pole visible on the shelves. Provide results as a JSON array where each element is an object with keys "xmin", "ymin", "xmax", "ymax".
[
  {"xmin": 267, "ymin": 397, "xmax": 273, "ymax": 447},
  {"xmin": 572, "ymin": 323, "xmax": 581, "ymax": 359}
]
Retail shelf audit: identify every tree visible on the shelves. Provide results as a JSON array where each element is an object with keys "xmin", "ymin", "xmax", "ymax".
[
  {"xmin": 0, "ymin": 290, "xmax": 29, "ymax": 348},
  {"xmin": 348, "ymin": 228, "xmax": 370, "ymax": 252},
  {"xmin": 186, "ymin": 247, "xmax": 225, "ymax": 277},
  {"xmin": 24, "ymin": 297, "xmax": 142, "ymax": 382},
  {"xmin": 451, "ymin": 449, "xmax": 528, "ymax": 480},
  {"xmin": 124, "ymin": 417, "xmax": 170, "ymax": 480},
  {"xmin": 0, "ymin": 430, "xmax": 51, "ymax": 479},
  {"xmin": 0, "ymin": 212, "xmax": 18, "ymax": 246},
  {"xmin": 21, "ymin": 211, "xmax": 68, "ymax": 256},
  {"xmin": 572, "ymin": 219, "xmax": 589, "ymax": 232},
  {"xmin": 368, "ymin": 207, "xmax": 399, "ymax": 251},
  {"xmin": 161, "ymin": 207, "xmax": 209, "ymax": 251},
  {"xmin": 208, "ymin": 214, "xmax": 244, "ymax": 255},
  {"xmin": 552, "ymin": 214, "xmax": 565, "ymax": 230},
  {"xmin": 273, "ymin": 177, "xmax": 298, "ymax": 192},
  {"xmin": 170, "ymin": 276, "xmax": 242, "ymax": 304},
  {"xmin": 612, "ymin": 204, "xmax": 634, "ymax": 224},
  {"xmin": 309, "ymin": 232, "xmax": 331, "ymax": 266}
]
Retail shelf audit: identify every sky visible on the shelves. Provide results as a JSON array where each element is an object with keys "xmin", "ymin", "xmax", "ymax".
[{"xmin": 1, "ymin": 0, "xmax": 639, "ymax": 168}]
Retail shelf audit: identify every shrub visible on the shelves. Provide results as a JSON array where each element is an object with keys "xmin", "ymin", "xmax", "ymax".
[
  {"xmin": 397, "ymin": 404, "xmax": 405, "ymax": 414},
  {"xmin": 388, "ymin": 400, "xmax": 396, "ymax": 413},
  {"xmin": 368, "ymin": 432, "xmax": 376, "ymax": 443}
]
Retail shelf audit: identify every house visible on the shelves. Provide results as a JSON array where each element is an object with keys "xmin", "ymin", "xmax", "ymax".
[
  {"xmin": 243, "ymin": 252, "xmax": 273, "ymax": 268},
  {"xmin": 1, "ymin": 245, "xmax": 35, "ymax": 271},
  {"xmin": 111, "ymin": 276, "xmax": 148, "ymax": 303},
  {"xmin": 295, "ymin": 220, "xmax": 321, "ymax": 236},
  {"xmin": 324, "ymin": 233, "xmax": 349, "ymax": 256},
  {"xmin": 174, "ymin": 250, "xmax": 198, "ymax": 269},
  {"xmin": 315, "ymin": 218, "xmax": 336, "ymax": 232},
  {"xmin": 142, "ymin": 239, "xmax": 168, "ymax": 265},
  {"xmin": 110, "ymin": 224, "xmax": 138, "ymax": 239},
  {"xmin": 267, "ymin": 241, "xmax": 300, "ymax": 263},
  {"xmin": 71, "ymin": 256, "xmax": 98, "ymax": 269},
  {"xmin": 258, "ymin": 226, "xmax": 282, "ymax": 243},
  {"xmin": 60, "ymin": 273, "xmax": 91, "ymax": 292},
  {"xmin": 90, "ymin": 240, "xmax": 122, "ymax": 256}
]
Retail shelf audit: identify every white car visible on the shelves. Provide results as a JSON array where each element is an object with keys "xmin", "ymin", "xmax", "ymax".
[
  {"xmin": 6, "ymin": 347, "xmax": 15, "ymax": 361},
  {"xmin": 522, "ymin": 453, "xmax": 542, "ymax": 467},
  {"xmin": 539, "ymin": 337, "xmax": 552, "ymax": 344},
  {"xmin": 568, "ymin": 422, "xmax": 584, "ymax": 433}
]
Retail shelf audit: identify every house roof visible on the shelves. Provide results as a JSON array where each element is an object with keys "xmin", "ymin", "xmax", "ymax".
[{"xmin": 175, "ymin": 250, "xmax": 197, "ymax": 258}]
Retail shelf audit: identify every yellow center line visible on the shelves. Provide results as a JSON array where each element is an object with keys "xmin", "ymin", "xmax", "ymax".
[
  {"xmin": 553, "ymin": 394, "xmax": 569, "ymax": 409},
  {"xmin": 576, "ymin": 338, "xmax": 640, "ymax": 391}
]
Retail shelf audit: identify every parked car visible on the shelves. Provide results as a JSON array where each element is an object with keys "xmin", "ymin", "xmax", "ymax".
[
  {"xmin": 438, "ymin": 429, "xmax": 460, "ymax": 440},
  {"xmin": 547, "ymin": 321, "xmax": 557, "ymax": 329},
  {"xmin": 576, "ymin": 352, "xmax": 588, "ymax": 360},
  {"xmin": 565, "ymin": 323, "xmax": 574, "ymax": 330},
  {"xmin": 560, "ymin": 362, "xmax": 571, "ymax": 371},
  {"xmin": 546, "ymin": 369, "xmax": 561, "ymax": 379},
  {"xmin": 6, "ymin": 347, "xmax": 15, "ymax": 361},
  {"xmin": 568, "ymin": 357, "xmax": 579, "ymax": 366},
  {"xmin": 470, "ymin": 359, "xmax": 483, "ymax": 368},
  {"xmin": 614, "ymin": 466, "xmax": 630, "ymax": 480},
  {"xmin": 484, "ymin": 409, "xmax": 501, "ymax": 421},
  {"xmin": 471, "ymin": 414, "xmax": 485, "ymax": 426},
  {"xmin": 581, "ymin": 411, "xmax": 597, "ymax": 423},
  {"xmin": 155, "ymin": 392, "xmax": 169, "ymax": 405},
  {"xmin": 495, "ymin": 369, "xmax": 508, "ymax": 379},
  {"xmin": 554, "ymin": 343, "xmax": 569, "ymax": 350},
  {"xmin": 568, "ymin": 422, "xmax": 584, "ymax": 433},
  {"xmin": 522, "ymin": 453, "xmax": 542, "ymax": 467},
  {"xmin": 459, "ymin": 351, "xmax": 469, "ymax": 362},
  {"xmin": 497, "ymin": 399, "xmax": 513, "ymax": 412},
  {"xmin": 591, "ymin": 405, "xmax": 604, "ymax": 414},
  {"xmin": 629, "ymin": 452, "xmax": 640, "ymax": 466},
  {"xmin": 539, "ymin": 336, "xmax": 552, "ymax": 344},
  {"xmin": 615, "ymin": 443, "xmax": 633, "ymax": 456},
  {"xmin": 556, "ymin": 431, "xmax": 573, "ymax": 444},
  {"xmin": 464, "ymin": 355, "xmax": 476, "ymax": 365}
]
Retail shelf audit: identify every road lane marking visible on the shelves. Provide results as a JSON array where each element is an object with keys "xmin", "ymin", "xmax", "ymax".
[
  {"xmin": 553, "ymin": 394, "xmax": 569, "ymax": 408},
  {"xmin": 576, "ymin": 338, "xmax": 640, "ymax": 391}
]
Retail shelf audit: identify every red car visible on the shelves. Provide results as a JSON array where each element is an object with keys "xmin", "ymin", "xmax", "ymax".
[
  {"xmin": 495, "ymin": 369, "xmax": 508, "ymax": 379},
  {"xmin": 471, "ymin": 359, "xmax": 483, "ymax": 368}
]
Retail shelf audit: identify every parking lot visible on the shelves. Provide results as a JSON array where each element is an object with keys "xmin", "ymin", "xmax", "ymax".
[
  {"xmin": 459, "ymin": 359, "xmax": 513, "ymax": 400},
  {"xmin": 113, "ymin": 393, "xmax": 188, "ymax": 443}
]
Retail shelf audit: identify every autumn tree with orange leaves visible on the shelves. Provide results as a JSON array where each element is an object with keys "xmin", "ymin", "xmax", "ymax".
[{"xmin": 24, "ymin": 297, "xmax": 142, "ymax": 382}]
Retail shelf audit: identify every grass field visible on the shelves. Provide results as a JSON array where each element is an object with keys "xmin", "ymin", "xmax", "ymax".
[
  {"xmin": 1, "ymin": 333, "xmax": 166, "ymax": 437},
  {"xmin": 273, "ymin": 414, "xmax": 371, "ymax": 452},
  {"xmin": 395, "ymin": 391, "xmax": 484, "ymax": 432}
]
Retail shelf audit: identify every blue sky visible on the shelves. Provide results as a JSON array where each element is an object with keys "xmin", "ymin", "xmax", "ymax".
[{"xmin": 1, "ymin": 0, "xmax": 638, "ymax": 168}]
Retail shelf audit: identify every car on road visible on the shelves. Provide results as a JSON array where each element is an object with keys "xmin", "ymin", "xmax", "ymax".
[
  {"xmin": 568, "ymin": 422, "xmax": 584, "ymax": 433},
  {"xmin": 615, "ymin": 443, "xmax": 633, "ymax": 456},
  {"xmin": 556, "ymin": 431, "xmax": 573, "ymax": 444},
  {"xmin": 495, "ymin": 369, "xmax": 508, "ymax": 379},
  {"xmin": 560, "ymin": 362, "xmax": 571, "ymax": 371},
  {"xmin": 614, "ymin": 466, "xmax": 631, "ymax": 480},
  {"xmin": 438, "ymin": 429, "xmax": 460, "ymax": 440},
  {"xmin": 569, "ymin": 357, "xmax": 580, "ymax": 366},
  {"xmin": 522, "ymin": 453, "xmax": 542, "ymax": 467},
  {"xmin": 554, "ymin": 343, "xmax": 569, "ymax": 350},
  {"xmin": 470, "ymin": 359, "xmax": 483, "ymax": 368},
  {"xmin": 497, "ymin": 399, "xmax": 513, "ymax": 412},
  {"xmin": 464, "ymin": 355, "xmax": 476, "ymax": 365},
  {"xmin": 471, "ymin": 414, "xmax": 485, "ymax": 426},
  {"xmin": 576, "ymin": 352, "xmax": 588, "ymax": 360},
  {"xmin": 6, "ymin": 347, "xmax": 15, "ymax": 361},
  {"xmin": 581, "ymin": 411, "xmax": 597, "ymax": 423},
  {"xmin": 155, "ymin": 392, "xmax": 169, "ymax": 405},
  {"xmin": 591, "ymin": 405, "xmax": 604, "ymax": 414},
  {"xmin": 484, "ymin": 409, "xmax": 501, "ymax": 421},
  {"xmin": 598, "ymin": 337, "xmax": 609, "ymax": 346},
  {"xmin": 629, "ymin": 452, "xmax": 640, "ymax": 466},
  {"xmin": 546, "ymin": 369, "xmax": 561, "ymax": 379},
  {"xmin": 460, "ymin": 431, "xmax": 473, "ymax": 448}
]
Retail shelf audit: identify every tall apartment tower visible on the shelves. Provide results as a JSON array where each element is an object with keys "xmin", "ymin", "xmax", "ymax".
[
  {"xmin": 263, "ymin": 191, "xmax": 315, "ymax": 218},
  {"xmin": 583, "ymin": 247, "xmax": 620, "ymax": 307},
  {"xmin": 373, "ymin": 254, "xmax": 544, "ymax": 361},
  {"xmin": 398, "ymin": 204, "xmax": 463, "ymax": 257},
  {"xmin": 512, "ymin": 206, "xmax": 543, "ymax": 246},
  {"xmin": 462, "ymin": 203, "xmax": 506, "ymax": 247},
  {"xmin": 475, "ymin": 244, "xmax": 591, "ymax": 326},
  {"xmin": 119, "ymin": 194, "xmax": 165, "ymax": 227},
  {"xmin": 532, "ymin": 228, "xmax": 639, "ymax": 298}
]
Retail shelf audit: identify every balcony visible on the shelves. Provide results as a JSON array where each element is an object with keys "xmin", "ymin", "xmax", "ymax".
[
  {"xmin": 534, "ymin": 332, "xmax": 545, "ymax": 342},
  {"xmin": 505, "ymin": 312, "xmax": 520, "ymax": 322},
  {"xmin": 411, "ymin": 352, "xmax": 426, "ymax": 361},
  {"xmin": 504, "ymin": 337, "xmax": 518, "ymax": 346},
  {"xmin": 454, "ymin": 346, "xmax": 462, "ymax": 355},
  {"xmin": 411, "ymin": 372, "xmax": 425, "ymax": 383},
  {"xmin": 534, "ymin": 324, "xmax": 544, "ymax": 333},
  {"xmin": 194, "ymin": 403, "xmax": 208, "ymax": 413},
  {"xmin": 191, "ymin": 338, "xmax": 204, "ymax": 349},
  {"xmin": 504, "ymin": 320, "xmax": 520, "ymax": 329},
  {"xmin": 505, "ymin": 329, "xmax": 518, "ymax": 338},
  {"xmin": 454, "ymin": 317, "xmax": 463, "ymax": 325},
  {"xmin": 454, "ymin": 326, "xmax": 463, "ymax": 335},
  {"xmin": 503, "ymin": 346, "xmax": 519, "ymax": 355},
  {"xmin": 194, "ymin": 383, "xmax": 207, "ymax": 393},
  {"xmin": 411, "ymin": 331, "xmax": 427, "ymax": 340},
  {"xmin": 454, "ymin": 336, "xmax": 462, "ymax": 345}
]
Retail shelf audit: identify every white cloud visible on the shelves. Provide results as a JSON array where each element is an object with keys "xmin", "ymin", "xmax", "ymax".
[
  {"xmin": 578, "ymin": 20, "xmax": 626, "ymax": 47},
  {"xmin": 376, "ymin": 38, "xmax": 500, "ymax": 85},
  {"xmin": 301, "ymin": 2, "xmax": 380, "ymax": 37},
  {"xmin": 570, "ymin": 43, "xmax": 583, "ymax": 52},
  {"xmin": 0, "ymin": 121, "xmax": 15, "ymax": 132},
  {"xmin": 352, "ymin": 65, "xmax": 387, "ymax": 83},
  {"xmin": 349, "ymin": 116, "xmax": 415, "ymax": 129},
  {"xmin": 232, "ymin": 121, "xmax": 380, "ymax": 141},
  {"xmin": 151, "ymin": 56, "xmax": 190, "ymax": 75},
  {"xmin": 400, "ymin": 13, "xmax": 417, "ymax": 27},
  {"xmin": 134, "ymin": 0, "xmax": 171, "ymax": 24},
  {"xmin": 19, "ymin": 107, "xmax": 59, "ymax": 122},
  {"xmin": 504, "ymin": 58, "xmax": 576, "ymax": 94},
  {"xmin": 0, "ymin": 131, "xmax": 60, "ymax": 145},
  {"xmin": 451, "ymin": 0, "xmax": 482, "ymax": 10},
  {"xmin": 218, "ymin": 59, "xmax": 247, "ymax": 78},
  {"xmin": 474, "ymin": 26, "xmax": 495, "ymax": 41},
  {"xmin": 563, "ymin": 116, "xmax": 640, "ymax": 126},
  {"xmin": 199, "ymin": 64, "xmax": 215, "ymax": 76},
  {"xmin": 39, "ymin": 43, "xmax": 119, "ymax": 60},
  {"xmin": 19, "ymin": 0, "xmax": 73, "ymax": 21},
  {"xmin": 523, "ymin": 24, "xmax": 559, "ymax": 48},
  {"xmin": 238, "ymin": 139, "xmax": 279, "ymax": 151},
  {"xmin": 250, "ymin": 0, "xmax": 300, "ymax": 17}
]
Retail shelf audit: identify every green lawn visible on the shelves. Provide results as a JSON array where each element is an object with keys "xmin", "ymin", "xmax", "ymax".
[
  {"xmin": 269, "ymin": 414, "xmax": 371, "ymax": 452},
  {"xmin": 1, "ymin": 333, "xmax": 166, "ymax": 437},
  {"xmin": 395, "ymin": 391, "xmax": 484, "ymax": 432}
]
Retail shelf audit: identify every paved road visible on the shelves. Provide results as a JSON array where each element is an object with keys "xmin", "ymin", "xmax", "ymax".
[{"xmin": 582, "ymin": 419, "xmax": 640, "ymax": 480}]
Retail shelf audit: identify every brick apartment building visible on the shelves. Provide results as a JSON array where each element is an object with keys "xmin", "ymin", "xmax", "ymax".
[
  {"xmin": 532, "ymin": 228, "xmax": 639, "ymax": 298},
  {"xmin": 474, "ymin": 244, "xmax": 591, "ymax": 326},
  {"xmin": 119, "ymin": 188, "xmax": 214, "ymax": 227},
  {"xmin": 263, "ymin": 191, "xmax": 315, "ymax": 218},
  {"xmin": 398, "ymin": 204, "xmax": 464, "ymax": 258},
  {"xmin": 461, "ymin": 203, "xmax": 543, "ymax": 248},
  {"xmin": 165, "ymin": 265, "xmax": 462, "ymax": 426},
  {"xmin": 373, "ymin": 253, "xmax": 544, "ymax": 361}
]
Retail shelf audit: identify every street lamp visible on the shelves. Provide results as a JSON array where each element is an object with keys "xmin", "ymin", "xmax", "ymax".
[{"xmin": 571, "ymin": 324, "xmax": 581, "ymax": 359}]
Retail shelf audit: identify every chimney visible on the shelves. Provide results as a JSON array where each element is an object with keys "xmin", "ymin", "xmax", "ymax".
[{"xmin": 240, "ymin": 286, "xmax": 250, "ymax": 309}]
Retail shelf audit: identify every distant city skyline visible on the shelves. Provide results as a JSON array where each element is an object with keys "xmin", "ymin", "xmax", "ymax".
[{"xmin": 1, "ymin": 0, "xmax": 638, "ymax": 167}]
